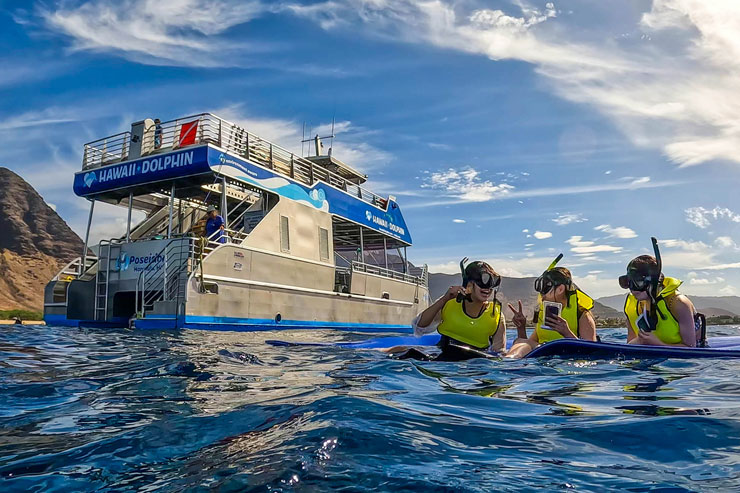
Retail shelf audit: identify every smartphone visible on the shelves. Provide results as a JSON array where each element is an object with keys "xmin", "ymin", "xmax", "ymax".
[
  {"xmin": 542, "ymin": 301, "xmax": 562, "ymax": 329},
  {"xmin": 636, "ymin": 310, "xmax": 652, "ymax": 332}
]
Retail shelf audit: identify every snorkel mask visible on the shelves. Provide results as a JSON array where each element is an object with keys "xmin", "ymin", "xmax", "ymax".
[
  {"xmin": 534, "ymin": 254, "xmax": 569, "ymax": 295},
  {"xmin": 457, "ymin": 258, "xmax": 501, "ymax": 302},
  {"xmin": 619, "ymin": 237, "xmax": 663, "ymax": 331},
  {"xmin": 532, "ymin": 254, "xmax": 568, "ymax": 323},
  {"xmin": 619, "ymin": 237, "xmax": 662, "ymax": 296}
]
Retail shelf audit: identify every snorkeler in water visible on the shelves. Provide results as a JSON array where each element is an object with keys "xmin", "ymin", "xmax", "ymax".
[
  {"xmin": 506, "ymin": 255, "xmax": 596, "ymax": 359},
  {"xmin": 390, "ymin": 260, "xmax": 506, "ymax": 361}
]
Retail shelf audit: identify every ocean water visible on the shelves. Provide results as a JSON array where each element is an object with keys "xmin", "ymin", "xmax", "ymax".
[{"xmin": 2, "ymin": 325, "xmax": 740, "ymax": 492}]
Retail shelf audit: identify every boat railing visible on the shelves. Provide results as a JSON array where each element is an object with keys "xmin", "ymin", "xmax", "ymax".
[
  {"xmin": 81, "ymin": 113, "xmax": 389, "ymax": 210},
  {"xmin": 82, "ymin": 132, "xmax": 131, "ymax": 169},
  {"xmin": 52, "ymin": 255, "xmax": 99, "ymax": 281},
  {"xmin": 135, "ymin": 237, "xmax": 195, "ymax": 320},
  {"xmin": 351, "ymin": 261, "xmax": 427, "ymax": 286}
]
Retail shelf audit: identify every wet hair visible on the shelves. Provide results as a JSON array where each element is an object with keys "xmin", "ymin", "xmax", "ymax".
[
  {"xmin": 543, "ymin": 267, "xmax": 573, "ymax": 291},
  {"xmin": 628, "ymin": 255, "xmax": 661, "ymax": 278},
  {"xmin": 464, "ymin": 261, "xmax": 498, "ymax": 285},
  {"xmin": 550, "ymin": 267, "xmax": 572, "ymax": 281}
]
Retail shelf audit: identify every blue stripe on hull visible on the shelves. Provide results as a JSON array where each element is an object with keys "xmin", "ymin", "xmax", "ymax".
[
  {"xmin": 134, "ymin": 314, "xmax": 412, "ymax": 332},
  {"xmin": 44, "ymin": 314, "xmax": 82, "ymax": 327}
]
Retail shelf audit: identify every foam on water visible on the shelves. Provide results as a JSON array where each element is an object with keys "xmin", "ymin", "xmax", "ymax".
[{"xmin": 2, "ymin": 325, "xmax": 740, "ymax": 491}]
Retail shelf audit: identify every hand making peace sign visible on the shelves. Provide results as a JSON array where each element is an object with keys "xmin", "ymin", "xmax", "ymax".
[{"xmin": 507, "ymin": 300, "xmax": 527, "ymax": 329}]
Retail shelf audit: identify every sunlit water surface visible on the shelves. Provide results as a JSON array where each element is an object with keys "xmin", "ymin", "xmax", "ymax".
[{"xmin": 2, "ymin": 325, "xmax": 740, "ymax": 492}]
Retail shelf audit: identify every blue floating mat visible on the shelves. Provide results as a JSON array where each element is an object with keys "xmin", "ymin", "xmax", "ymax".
[
  {"xmin": 527, "ymin": 337, "xmax": 740, "ymax": 359},
  {"xmin": 266, "ymin": 334, "xmax": 740, "ymax": 360}
]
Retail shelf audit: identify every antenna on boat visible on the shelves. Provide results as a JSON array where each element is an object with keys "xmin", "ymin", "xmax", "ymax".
[
  {"xmin": 301, "ymin": 119, "xmax": 335, "ymax": 157},
  {"xmin": 329, "ymin": 116, "xmax": 335, "ymax": 157},
  {"xmin": 301, "ymin": 121, "xmax": 306, "ymax": 157}
]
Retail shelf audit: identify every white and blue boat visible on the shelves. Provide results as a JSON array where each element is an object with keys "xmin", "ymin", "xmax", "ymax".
[{"xmin": 44, "ymin": 113, "xmax": 429, "ymax": 331}]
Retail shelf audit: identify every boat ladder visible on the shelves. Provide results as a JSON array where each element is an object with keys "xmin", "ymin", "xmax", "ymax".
[{"xmin": 94, "ymin": 239, "xmax": 123, "ymax": 321}]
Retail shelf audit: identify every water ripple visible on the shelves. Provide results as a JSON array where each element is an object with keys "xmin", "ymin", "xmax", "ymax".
[{"xmin": 2, "ymin": 325, "xmax": 740, "ymax": 491}]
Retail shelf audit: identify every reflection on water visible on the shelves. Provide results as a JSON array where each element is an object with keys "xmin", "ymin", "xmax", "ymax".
[{"xmin": 2, "ymin": 325, "xmax": 740, "ymax": 491}]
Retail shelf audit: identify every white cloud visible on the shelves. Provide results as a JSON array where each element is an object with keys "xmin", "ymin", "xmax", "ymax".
[
  {"xmin": 0, "ymin": 106, "xmax": 81, "ymax": 131},
  {"xmin": 566, "ymin": 235, "xmax": 622, "ymax": 256},
  {"xmin": 292, "ymin": 0, "xmax": 740, "ymax": 167},
  {"xmin": 452, "ymin": 218, "xmax": 466, "ymax": 223},
  {"xmin": 571, "ymin": 244, "xmax": 623, "ymax": 255},
  {"xmin": 522, "ymin": 229, "xmax": 529, "ymax": 233},
  {"xmin": 404, "ymin": 175, "xmax": 682, "ymax": 209},
  {"xmin": 571, "ymin": 272, "xmax": 623, "ymax": 299},
  {"xmin": 42, "ymin": 0, "xmax": 269, "ymax": 67},
  {"xmin": 660, "ymin": 237, "xmax": 740, "ymax": 272},
  {"xmin": 552, "ymin": 213, "xmax": 587, "ymax": 226},
  {"xmin": 689, "ymin": 277, "xmax": 725, "ymax": 285},
  {"xmin": 715, "ymin": 236, "xmax": 737, "ymax": 249},
  {"xmin": 421, "ymin": 167, "xmax": 514, "ymax": 202},
  {"xmin": 533, "ymin": 231, "xmax": 552, "ymax": 239},
  {"xmin": 685, "ymin": 206, "xmax": 740, "ymax": 229},
  {"xmin": 594, "ymin": 224, "xmax": 638, "ymax": 239},
  {"xmin": 566, "ymin": 236, "xmax": 593, "ymax": 247}
]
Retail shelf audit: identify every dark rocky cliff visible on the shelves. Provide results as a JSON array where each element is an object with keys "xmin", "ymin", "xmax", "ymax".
[{"xmin": 0, "ymin": 167, "xmax": 83, "ymax": 311}]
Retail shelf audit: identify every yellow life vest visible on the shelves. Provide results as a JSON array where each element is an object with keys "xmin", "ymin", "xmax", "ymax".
[
  {"xmin": 624, "ymin": 277, "xmax": 683, "ymax": 345},
  {"xmin": 535, "ymin": 290, "xmax": 594, "ymax": 343},
  {"xmin": 438, "ymin": 298, "xmax": 502, "ymax": 349}
]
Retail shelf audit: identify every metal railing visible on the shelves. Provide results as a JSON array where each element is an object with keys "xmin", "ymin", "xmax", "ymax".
[
  {"xmin": 135, "ymin": 238, "xmax": 195, "ymax": 319},
  {"xmin": 351, "ymin": 261, "xmax": 428, "ymax": 286},
  {"xmin": 82, "ymin": 132, "xmax": 131, "ymax": 169},
  {"xmin": 81, "ymin": 113, "xmax": 389, "ymax": 209},
  {"xmin": 52, "ymin": 255, "xmax": 99, "ymax": 281}
]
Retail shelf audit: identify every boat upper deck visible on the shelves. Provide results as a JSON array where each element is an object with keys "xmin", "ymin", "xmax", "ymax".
[{"xmin": 80, "ymin": 113, "xmax": 387, "ymax": 209}]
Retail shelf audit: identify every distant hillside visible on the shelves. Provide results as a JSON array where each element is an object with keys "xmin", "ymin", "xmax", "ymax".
[
  {"xmin": 701, "ymin": 307, "xmax": 738, "ymax": 318},
  {"xmin": 428, "ymin": 272, "xmax": 621, "ymax": 320},
  {"xmin": 598, "ymin": 294, "xmax": 740, "ymax": 316},
  {"xmin": 0, "ymin": 167, "xmax": 83, "ymax": 311}
]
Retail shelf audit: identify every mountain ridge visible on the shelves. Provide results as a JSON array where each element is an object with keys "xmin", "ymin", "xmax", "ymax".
[
  {"xmin": 597, "ymin": 293, "xmax": 740, "ymax": 316},
  {"xmin": 0, "ymin": 167, "xmax": 83, "ymax": 311}
]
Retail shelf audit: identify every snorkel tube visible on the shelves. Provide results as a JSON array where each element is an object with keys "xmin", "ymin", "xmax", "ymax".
[
  {"xmin": 457, "ymin": 257, "xmax": 472, "ymax": 303},
  {"xmin": 651, "ymin": 237, "xmax": 662, "ymax": 287},
  {"xmin": 646, "ymin": 237, "xmax": 662, "ymax": 330},
  {"xmin": 533, "ymin": 253, "xmax": 564, "ymax": 323},
  {"xmin": 548, "ymin": 253, "xmax": 564, "ymax": 271}
]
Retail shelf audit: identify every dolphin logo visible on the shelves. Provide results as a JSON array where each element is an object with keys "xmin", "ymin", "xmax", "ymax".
[
  {"xmin": 115, "ymin": 253, "xmax": 131, "ymax": 272},
  {"xmin": 365, "ymin": 210, "xmax": 373, "ymax": 221},
  {"xmin": 83, "ymin": 172, "xmax": 97, "ymax": 188}
]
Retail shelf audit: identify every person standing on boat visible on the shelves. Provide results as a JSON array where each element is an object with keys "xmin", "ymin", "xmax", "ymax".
[
  {"xmin": 205, "ymin": 205, "xmax": 226, "ymax": 244},
  {"xmin": 409, "ymin": 260, "xmax": 506, "ymax": 359},
  {"xmin": 620, "ymin": 254, "xmax": 699, "ymax": 347},
  {"xmin": 506, "ymin": 257, "xmax": 596, "ymax": 359},
  {"xmin": 154, "ymin": 118, "xmax": 162, "ymax": 149}
]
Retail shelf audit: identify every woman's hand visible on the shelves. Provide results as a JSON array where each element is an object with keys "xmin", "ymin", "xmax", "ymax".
[
  {"xmin": 545, "ymin": 314, "xmax": 574, "ymax": 338},
  {"xmin": 634, "ymin": 329, "xmax": 664, "ymax": 346},
  {"xmin": 445, "ymin": 285, "xmax": 464, "ymax": 301},
  {"xmin": 507, "ymin": 300, "xmax": 527, "ymax": 329},
  {"xmin": 545, "ymin": 313, "xmax": 573, "ymax": 337}
]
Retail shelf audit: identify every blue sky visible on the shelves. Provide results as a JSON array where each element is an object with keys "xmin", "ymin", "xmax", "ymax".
[{"xmin": 1, "ymin": 0, "xmax": 739, "ymax": 298}]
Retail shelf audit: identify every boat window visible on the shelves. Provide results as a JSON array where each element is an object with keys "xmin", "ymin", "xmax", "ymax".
[
  {"xmin": 319, "ymin": 227, "xmax": 330, "ymax": 261},
  {"xmin": 280, "ymin": 215, "xmax": 290, "ymax": 252}
]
